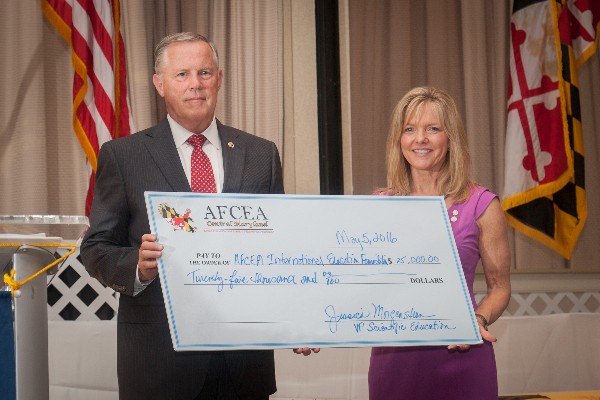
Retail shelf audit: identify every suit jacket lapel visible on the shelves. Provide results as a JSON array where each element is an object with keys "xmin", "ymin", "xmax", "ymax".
[
  {"xmin": 219, "ymin": 121, "xmax": 246, "ymax": 193},
  {"xmin": 143, "ymin": 118, "xmax": 191, "ymax": 192}
]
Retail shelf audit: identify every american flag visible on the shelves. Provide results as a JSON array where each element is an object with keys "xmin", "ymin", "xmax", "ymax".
[
  {"xmin": 503, "ymin": 0, "xmax": 599, "ymax": 259},
  {"xmin": 42, "ymin": 0, "xmax": 133, "ymax": 215}
]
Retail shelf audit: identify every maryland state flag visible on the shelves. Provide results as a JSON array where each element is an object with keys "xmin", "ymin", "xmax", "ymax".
[{"xmin": 503, "ymin": 0, "xmax": 600, "ymax": 259}]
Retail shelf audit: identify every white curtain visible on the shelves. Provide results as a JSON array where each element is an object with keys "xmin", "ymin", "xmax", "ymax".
[
  {"xmin": 0, "ymin": 0, "xmax": 286, "ymax": 217},
  {"xmin": 344, "ymin": 0, "xmax": 600, "ymax": 271},
  {"xmin": 1, "ymin": 0, "xmax": 599, "ymax": 272}
]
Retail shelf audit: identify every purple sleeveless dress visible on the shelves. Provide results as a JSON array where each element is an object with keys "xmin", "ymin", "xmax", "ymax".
[{"xmin": 368, "ymin": 185, "xmax": 499, "ymax": 400}]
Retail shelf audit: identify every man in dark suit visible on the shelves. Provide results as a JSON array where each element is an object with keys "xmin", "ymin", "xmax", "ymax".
[{"xmin": 80, "ymin": 32, "xmax": 282, "ymax": 400}]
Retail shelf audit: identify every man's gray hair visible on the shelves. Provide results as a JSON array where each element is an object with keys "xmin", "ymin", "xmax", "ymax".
[{"xmin": 154, "ymin": 32, "xmax": 220, "ymax": 74}]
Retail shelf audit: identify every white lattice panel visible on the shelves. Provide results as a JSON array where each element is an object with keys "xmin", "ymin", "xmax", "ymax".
[
  {"xmin": 47, "ymin": 248, "xmax": 118, "ymax": 321},
  {"xmin": 475, "ymin": 291, "xmax": 600, "ymax": 316}
]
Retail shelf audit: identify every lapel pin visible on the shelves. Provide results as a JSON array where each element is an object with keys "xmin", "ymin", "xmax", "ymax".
[{"xmin": 227, "ymin": 142, "xmax": 235, "ymax": 149}]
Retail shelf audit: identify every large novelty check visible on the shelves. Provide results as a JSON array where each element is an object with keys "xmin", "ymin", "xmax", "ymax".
[{"xmin": 144, "ymin": 193, "xmax": 482, "ymax": 351}]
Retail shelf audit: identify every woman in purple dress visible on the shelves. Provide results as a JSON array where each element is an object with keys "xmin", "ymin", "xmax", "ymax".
[{"xmin": 368, "ymin": 87, "xmax": 511, "ymax": 400}]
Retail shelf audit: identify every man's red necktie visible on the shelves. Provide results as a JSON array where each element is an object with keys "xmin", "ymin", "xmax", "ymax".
[{"xmin": 187, "ymin": 134, "xmax": 217, "ymax": 193}]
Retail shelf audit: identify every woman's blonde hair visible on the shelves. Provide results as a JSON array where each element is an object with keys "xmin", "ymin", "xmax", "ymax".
[{"xmin": 385, "ymin": 86, "xmax": 474, "ymax": 202}]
